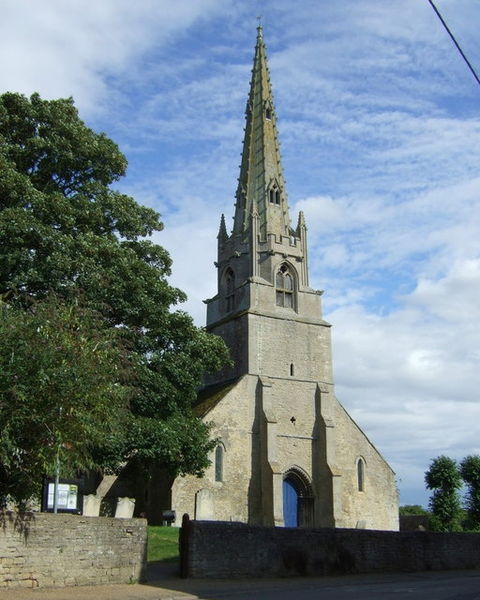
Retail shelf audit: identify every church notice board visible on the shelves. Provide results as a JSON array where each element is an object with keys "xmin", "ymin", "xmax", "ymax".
[{"xmin": 41, "ymin": 478, "xmax": 84, "ymax": 514}]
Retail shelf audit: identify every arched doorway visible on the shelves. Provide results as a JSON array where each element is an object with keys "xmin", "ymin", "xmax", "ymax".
[
  {"xmin": 282, "ymin": 468, "xmax": 314, "ymax": 528},
  {"xmin": 283, "ymin": 477, "xmax": 299, "ymax": 527}
]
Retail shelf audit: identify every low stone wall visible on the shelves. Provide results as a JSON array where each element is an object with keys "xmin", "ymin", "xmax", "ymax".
[
  {"xmin": 181, "ymin": 519, "xmax": 480, "ymax": 578},
  {"xmin": 0, "ymin": 512, "xmax": 147, "ymax": 589}
]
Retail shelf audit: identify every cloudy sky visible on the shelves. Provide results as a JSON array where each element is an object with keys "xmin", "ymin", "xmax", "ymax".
[{"xmin": 1, "ymin": 0, "xmax": 479, "ymax": 507}]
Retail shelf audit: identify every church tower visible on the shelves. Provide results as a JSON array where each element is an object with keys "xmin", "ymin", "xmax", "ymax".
[
  {"xmin": 205, "ymin": 25, "xmax": 324, "ymax": 388},
  {"xmin": 171, "ymin": 27, "xmax": 399, "ymax": 530}
]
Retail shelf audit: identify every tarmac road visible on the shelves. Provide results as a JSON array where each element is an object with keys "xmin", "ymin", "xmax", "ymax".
[
  {"xmin": 2, "ymin": 567, "xmax": 480, "ymax": 600},
  {"xmin": 171, "ymin": 571, "xmax": 480, "ymax": 599}
]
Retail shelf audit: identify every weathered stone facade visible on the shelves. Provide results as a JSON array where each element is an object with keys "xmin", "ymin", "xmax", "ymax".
[{"xmin": 171, "ymin": 26, "xmax": 398, "ymax": 530}]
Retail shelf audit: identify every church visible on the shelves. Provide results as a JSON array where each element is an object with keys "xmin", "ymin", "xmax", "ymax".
[{"xmin": 170, "ymin": 27, "xmax": 399, "ymax": 530}]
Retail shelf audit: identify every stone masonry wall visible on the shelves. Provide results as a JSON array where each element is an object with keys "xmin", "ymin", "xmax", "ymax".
[
  {"xmin": 182, "ymin": 520, "xmax": 480, "ymax": 578},
  {"xmin": 0, "ymin": 512, "xmax": 147, "ymax": 589}
]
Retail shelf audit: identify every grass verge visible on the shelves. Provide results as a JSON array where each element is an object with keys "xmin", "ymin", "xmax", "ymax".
[{"xmin": 147, "ymin": 525, "xmax": 179, "ymax": 562}]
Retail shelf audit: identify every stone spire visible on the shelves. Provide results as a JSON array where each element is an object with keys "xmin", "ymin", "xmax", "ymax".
[{"xmin": 232, "ymin": 25, "xmax": 291, "ymax": 240}]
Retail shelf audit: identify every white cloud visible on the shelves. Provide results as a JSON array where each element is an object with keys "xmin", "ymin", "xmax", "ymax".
[
  {"xmin": 409, "ymin": 258, "xmax": 480, "ymax": 325},
  {"xmin": 0, "ymin": 0, "xmax": 224, "ymax": 114},
  {"xmin": 329, "ymin": 258, "xmax": 480, "ymax": 503},
  {"xmin": 293, "ymin": 195, "xmax": 345, "ymax": 231}
]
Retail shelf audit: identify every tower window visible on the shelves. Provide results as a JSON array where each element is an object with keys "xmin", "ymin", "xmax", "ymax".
[
  {"xmin": 266, "ymin": 107, "xmax": 272, "ymax": 120},
  {"xmin": 276, "ymin": 264, "xmax": 294, "ymax": 308},
  {"xmin": 215, "ymin": 445, "xmax": 224, "ymax": 482},
  {"xmin": 290, "ymin": 363, "xmax": 294, "ymax": 376},
  {"xmin": 357, "ymin": 458, "xmax": 365, "ymax": 492},
  {"xmin": 225, "ymin": 269, "xmax": 235, "ymax": 312},
  {"xmin": 269, "ymin": 186, "xmax": 280, "ymax": 205}
]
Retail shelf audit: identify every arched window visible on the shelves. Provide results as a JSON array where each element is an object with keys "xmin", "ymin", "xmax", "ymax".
[
  {"xmin": 225, "ymin": 269, "xmax": 235, "ymax": 312},
  {"xmin": 265, "ymin": 107, "xmax": 272, "ymax": 120},
  {"xmin": 268, "ymin": 185, "xmax": 281, "ymax": 205},
  {"xmin": 215, "ymin": 445, "xmax": 224, "ymax": 482},
  {"xmin": 357, "ymin": 458, "xmax": 365, "ymax": 492},
  {"xmin": 276, "ymin": 264, "xmax": 294, "ymax": 308}
]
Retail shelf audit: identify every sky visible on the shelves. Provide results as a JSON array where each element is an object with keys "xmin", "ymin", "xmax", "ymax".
[{"xmin": 1, "ymin": 0, "xmax": 479, "ymax": 508}]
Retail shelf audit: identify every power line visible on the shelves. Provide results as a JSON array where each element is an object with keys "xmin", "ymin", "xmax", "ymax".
[{"xmin": 427, "ymin": 0, "xmax": 480, "ymax": 88}]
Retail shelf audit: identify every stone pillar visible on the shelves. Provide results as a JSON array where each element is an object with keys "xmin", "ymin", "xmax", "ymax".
[{"xmin": 272, "ymin": 471, "xmax": 284, "ymax": 527}]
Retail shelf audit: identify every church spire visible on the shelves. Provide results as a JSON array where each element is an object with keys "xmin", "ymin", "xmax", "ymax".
[{"xmin": 233, "ymin": 26, "xmax": 291, "ymax": 240}]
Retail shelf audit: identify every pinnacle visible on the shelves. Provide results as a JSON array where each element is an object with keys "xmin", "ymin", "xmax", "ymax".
[
  {"xmin": 296, "ymin": 211, "xmax": 307, "ymax": 234},
  {"xmin": 217, "ymin": 213, "xmax": 228, "ymax": 240}
]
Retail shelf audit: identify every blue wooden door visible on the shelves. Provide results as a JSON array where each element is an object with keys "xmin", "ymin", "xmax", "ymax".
[{"xmin": 283, "ymin": 478, "xmax": 299, "ymax": 527}]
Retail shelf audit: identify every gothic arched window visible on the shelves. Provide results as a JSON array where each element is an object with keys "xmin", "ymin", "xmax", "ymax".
[
  {"xmin": 225, "ymin": 269, "xmax": 235, "ymax": 312},
  {"xmin": 357, "ymin": 458, "xmax": 365, "ymax": 492},
  {"xmin": 215, "ymin": 445, "xmax": 224, "ymax": 482},
  {"xmin": 276, "ymin": 264, "xmax": 294, "ymax": 309},
  {"xmin": 269, "ymin": 184, "xmax": 281, "ymax": 205}
]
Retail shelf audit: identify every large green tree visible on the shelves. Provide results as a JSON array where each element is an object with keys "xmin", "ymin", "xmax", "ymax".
[
  {"xmin": 0, "ymin": 92, "xmax": 229, "ymax": 502},
  {"xmin": 425, "ymin": 455, "xmax": 463, "ymax": 532},
  {"xmin": 460, "ymin": 455, "xmax": 480, "ymax": 531},
  {"xmin": 0, "ymin": 296, "xmax": 131, "ymax": 505}
]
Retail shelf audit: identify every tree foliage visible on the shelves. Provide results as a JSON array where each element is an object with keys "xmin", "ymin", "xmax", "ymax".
[
  {"xmin": 399, "ymin": 504, "xmax": 430, "ymax": 516},
  {"xmin": 460, "ymin": 455, "xmax": 480, "ymax": 531},
  {"xmin": 0, "ymin": 92, "xmax": 230, "ymax": 503},
  {"xmin": 425, "ymin": 456, "xmax": 463, "ymax": 532},
  {"xmin": 0, "ymin": 296, "xmax": 131, "ymax": 505}
]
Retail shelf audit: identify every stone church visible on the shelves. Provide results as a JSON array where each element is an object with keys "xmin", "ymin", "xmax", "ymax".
[{"xmin": 170, "ymin": 27, "xmax": 399, "ymax": 530}]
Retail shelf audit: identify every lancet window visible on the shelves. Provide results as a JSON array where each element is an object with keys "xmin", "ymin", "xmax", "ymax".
[
  {"xmin": 224, "ymin": 268, "xmax": 235, "ymax": 312},
  {"xmin": 215, "ymin": 444, "xmax": 224, "ymax": 482},
  {"xmin": 276, "ymin": 264, "xmax": 295, "ymax": 309},
  {"xmin": 357, "ymin": 458, "xmax": 365, "ymax": 492}
]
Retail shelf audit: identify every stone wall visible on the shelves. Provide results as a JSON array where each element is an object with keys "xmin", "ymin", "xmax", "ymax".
[
  {"xmin": 0, "ymin": 512, "xmax": 147, "ymax": 589},
  {"xmin": 181, "ymin": 519, "xmax": 480, "ymax": 578}
]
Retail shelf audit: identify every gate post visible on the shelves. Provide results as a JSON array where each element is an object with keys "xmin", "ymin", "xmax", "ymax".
[{"xmin": 179, "ymin": 513, "xmax": 191, "ymax": 578}]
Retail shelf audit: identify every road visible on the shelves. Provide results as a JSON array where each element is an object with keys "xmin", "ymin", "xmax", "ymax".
[
  {"xmin": 2, "ymin": 567, "xmax": 480, "ymax": 600},
  {"xmin": 169, "ymin": 571, "xmax": 480, "ymax": 599}
]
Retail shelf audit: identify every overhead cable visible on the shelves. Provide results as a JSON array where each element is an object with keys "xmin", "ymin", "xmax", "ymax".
[{"xmin": 427, "ymin": 0, "xmax": 480, "ymax": 88}]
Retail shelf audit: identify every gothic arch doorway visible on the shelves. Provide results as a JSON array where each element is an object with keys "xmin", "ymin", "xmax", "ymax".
[{"xmin": 282, "ymin": 468, "xmax": 314, "ymax": 528}]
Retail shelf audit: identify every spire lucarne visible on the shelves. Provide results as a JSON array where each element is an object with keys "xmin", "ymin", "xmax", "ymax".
[{"xmin": 233, "ymin": 25, "xmax": 290, "ymax": 240}]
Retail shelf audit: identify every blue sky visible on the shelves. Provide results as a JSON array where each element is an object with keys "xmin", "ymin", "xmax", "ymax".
[{"xmin": 2, "ymin": 0, "xmax": 479, "ymax": 508}]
